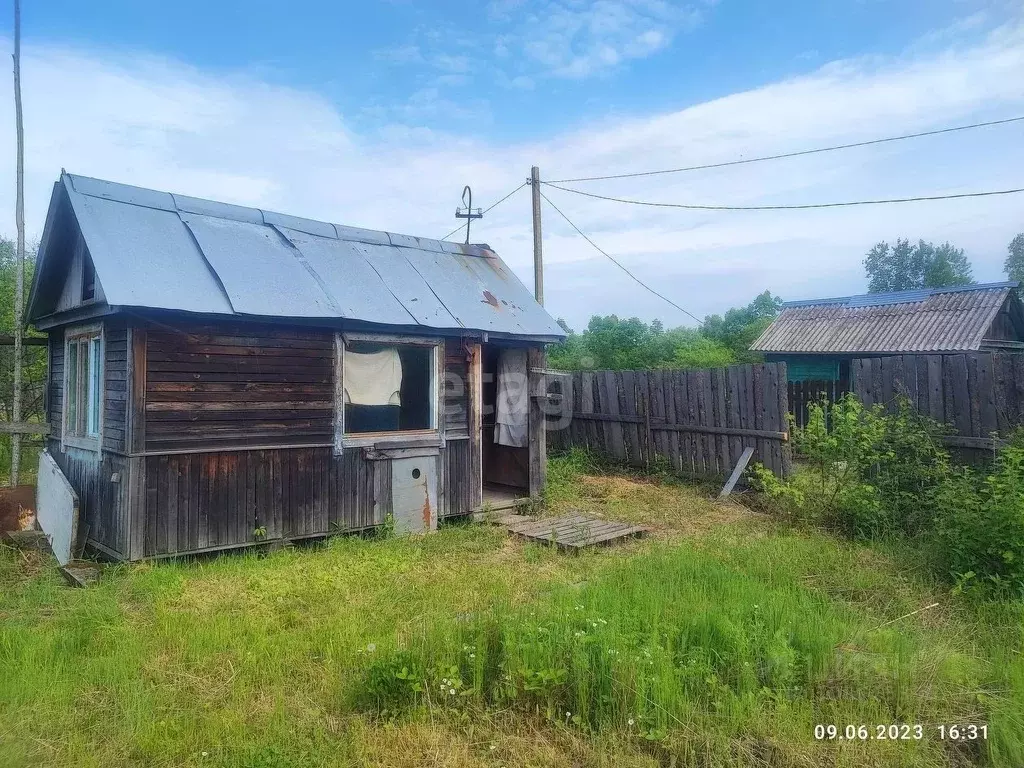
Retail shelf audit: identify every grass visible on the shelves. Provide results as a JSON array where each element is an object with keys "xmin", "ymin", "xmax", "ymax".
[{"xmin": 1, "ymin": 450, "xmax": 1022, "ymax": 767}]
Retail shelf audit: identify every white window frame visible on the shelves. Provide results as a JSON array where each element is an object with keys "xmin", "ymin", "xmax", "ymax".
[
  {"xmin": 334, "ymin": 332, "xmax": 444, "ymax": 451},
  {"xmin": 62, "ymin": 322, "xmax": 104, "ymax": 452}
]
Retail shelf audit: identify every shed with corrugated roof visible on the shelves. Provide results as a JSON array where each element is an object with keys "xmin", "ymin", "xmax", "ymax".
[
  {"xmin": 27, "ymin": 172, "xmax": 566, "ymax": 560},
  {"xmin": 751, "ymin": 282, "xmax": 1024, "ymax": 382}
]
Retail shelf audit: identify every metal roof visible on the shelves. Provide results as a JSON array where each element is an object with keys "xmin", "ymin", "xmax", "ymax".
[
  {"xmin": 29, "ymin": 172, "xmax": 565, "ymax": 340},
  {"xmin": 751, "ymin": 282, "xmax": 1021, "ymax": 354}
]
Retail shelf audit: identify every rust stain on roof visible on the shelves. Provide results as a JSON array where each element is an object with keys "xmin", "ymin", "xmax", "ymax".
[{"xmin": 482, "ymin": 290, "xmax": 501, "ymax": 309}]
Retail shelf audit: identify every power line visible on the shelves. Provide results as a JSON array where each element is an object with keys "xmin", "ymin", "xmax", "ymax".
[
  {"xmin": 538, "ymin": 190, "xmax": 703, "ymax": 324},
  {"xmin": 440, "ymin": 182, "xmax": 528, "ymax": 241},
  {"xmin": 547, "ymin": 115, "xmax": 1024, "ymax": 183},
  {"xmin": 541, "ymin": 181, "xmax": 1024, "ymax": 211}
]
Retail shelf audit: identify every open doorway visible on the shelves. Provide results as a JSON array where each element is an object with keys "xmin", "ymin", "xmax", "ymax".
[{"xmin": 481, "ymin": 343, "xmax": 530, "ymax": 508}]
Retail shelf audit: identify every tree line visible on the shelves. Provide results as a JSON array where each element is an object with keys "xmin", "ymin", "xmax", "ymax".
[{"xmin": 550, "ymin": 230, "xmax": 1024, "ymax": 371}]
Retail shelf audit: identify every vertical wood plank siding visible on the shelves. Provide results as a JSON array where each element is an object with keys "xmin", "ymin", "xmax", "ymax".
[
  {"xmin": 139, "ymin": 446, "xmax": 386, "ymax": 557},
  {"xmin": 440, "ymin": 438, "xmax": 473, "ymax": 518},
  {"xmin": 47, "ymin": 444, "xmax": 130, "ymax": 558},
  {"xmin": 550, "ymin": 363, "xmax": 790, "ymax": 478},
  {"xmin": 851, "ymin": 352, "xmax": 1024, "ymax": 462}
]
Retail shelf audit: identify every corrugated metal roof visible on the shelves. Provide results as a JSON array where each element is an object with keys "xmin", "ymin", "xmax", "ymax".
[
  {"xmin": 30, "ymin": 172, "xmax": 565, "ymax": 340},
  {"xmin": 751, "ymin": 283, "xmax": 1020, "ymax": 354}
]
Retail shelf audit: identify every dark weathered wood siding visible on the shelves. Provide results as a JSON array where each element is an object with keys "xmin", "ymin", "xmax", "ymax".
[
  {"xmin": 138, "ymin": 446, "xmax": 385, "ymax": 557},
  {"xmin": 103, "ymin": 320, "xmax": 128, "ymax": 452},
  {"xmin": 43, "ymin": 315, "xmax": 498, "ymax": 559},
  {"xmin": 985, "ymin": 297, "xmax": 1024, "ymax": 342},
  {"xmin": 144, "ymin": 324, "xmax": 335, "ymax": 452},
  {"xmin": 549, "ymin": 363, "xmax": 791, "ymax": 479},
  {"xmin": 440, "ymin": 437, "xmax": 474, "ymax": 518},
  {"xmin": 444, "ymin": 339, "xmax": 470, "ymax": 439},
  {"xmin": 48, "ymin": 445, "xmax": 130, "ymax": 558},
  {"xmin": 47, "ymin": 330, "xmax": 63, "ymax": 440}
]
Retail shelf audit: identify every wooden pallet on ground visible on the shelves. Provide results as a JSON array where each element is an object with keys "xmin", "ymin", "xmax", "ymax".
[{"xmin": 505, "ymin": 513, "xmax": 648, "ymax": 550}]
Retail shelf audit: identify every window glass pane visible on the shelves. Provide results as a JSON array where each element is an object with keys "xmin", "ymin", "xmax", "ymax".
[
  {"xmin": 343, "ymin": 341, "xmax": 435, "ymax": 435},
  {"xmin": 88, "ymin": 338, "xmax": 102, "ymax": 436},
  {"xmin": 67, "ymin": 342, "xmax": 78, "ymax": 433},
  {"xmin": 79, "ymin": 340, "xmax": 90, "ymax": 436}
]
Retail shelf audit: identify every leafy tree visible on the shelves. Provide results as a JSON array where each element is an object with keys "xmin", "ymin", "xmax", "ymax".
[
  {"xmin": 864, "ymin": 238, "xmax": 973, "ymax": 293},
  {"xmin": 1005, "ymin": 233, "xmax": 1024, "ymax": 284},
  {"xmin": 700, "ymin": 290, "xmax": 783, "ymax": 362},
  {"xmin": 0, "ymin": 237, "xmax": 45, "ymax": 428},
  {"xmin": 548, "ymin": 315, "xmax": 736, "ymax": 371}
]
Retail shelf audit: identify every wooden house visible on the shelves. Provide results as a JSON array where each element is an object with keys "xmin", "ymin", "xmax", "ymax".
[
  {"xmin": 27, "ymin": 172, "xmax": 565, "ymax": 560},
  {"xmin": 751, "ymin": 282, "xmax": 1024, "ymax": 384}
]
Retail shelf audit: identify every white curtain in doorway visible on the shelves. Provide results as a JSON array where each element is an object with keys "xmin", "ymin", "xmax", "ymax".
[{"xmin": 494, "ymin": 348, "xmax": 529, "ymax": 447}]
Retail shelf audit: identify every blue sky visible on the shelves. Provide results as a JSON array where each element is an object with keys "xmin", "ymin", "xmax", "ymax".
[
  {"xmin": 21, "ymin": 0, "xmax": 1006, "ymax": 138},
  {"xmin": 2, "ymin": 0, "xmax": 1024, "ymax": 328}
]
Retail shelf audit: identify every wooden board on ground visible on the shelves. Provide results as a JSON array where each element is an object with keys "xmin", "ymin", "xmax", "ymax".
[{"xmin": 505, "ymin": 513, "xmax": 648, "ymax": 550}]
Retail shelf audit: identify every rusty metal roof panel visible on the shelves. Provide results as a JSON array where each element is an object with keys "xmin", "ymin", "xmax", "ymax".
[
  {"xmin": 38, "ymin": 172, "xmax": 565, "ymax": 340},
  {"xmin": 752, "ymin": 283, "xmax": 1018, "ymax": 354}
]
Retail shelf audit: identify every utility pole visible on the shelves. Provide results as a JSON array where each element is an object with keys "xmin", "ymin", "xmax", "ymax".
[
  {"xmin": 530, "ymin": 166, "xmax": 544, "ymax": 306},
  {"xmin": 10, "ymin": 0, "xmax": 25, "ymax": 486}
]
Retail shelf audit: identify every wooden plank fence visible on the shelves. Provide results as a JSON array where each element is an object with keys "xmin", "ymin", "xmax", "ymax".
[
  {"xmin": 787, "ymin": 377, "xmax": 850, "ymax": 429},
  {"xmin": 850, "ymin": 352, "xmax": 1024, "ymax": 460},
  {"xmin": 548, "ymin": 363, "xmax": 790, "ymax": 478}
]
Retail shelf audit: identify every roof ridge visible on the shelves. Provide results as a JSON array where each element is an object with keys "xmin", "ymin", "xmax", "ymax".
[
  {"xmin": 62, "ymin": 171, "xmax": 493, "ymax": 257},
  {"xmin": 783, "ymin": 281, "xmax": 1018, "ymax": 308}
]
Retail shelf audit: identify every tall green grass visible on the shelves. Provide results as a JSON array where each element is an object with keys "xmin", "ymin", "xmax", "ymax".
[
  {"xmin": 354, "ymin": 532, "xmax": 1024, "ymax": 764},
  {"xmin": 2, "ymin": 456, "xmax": 1023, "ymax": 766}
]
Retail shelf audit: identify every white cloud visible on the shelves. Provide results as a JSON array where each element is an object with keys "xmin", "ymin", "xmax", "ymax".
[
  {"xmin": 1, "ymin": 18, "xmax": 1023, "ymax": 332},
  {"xmin": 515, "ymin": 0, "xmax": 700, "ymax": 79}
]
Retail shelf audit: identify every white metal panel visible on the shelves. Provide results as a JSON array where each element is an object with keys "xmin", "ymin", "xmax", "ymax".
[
  {"xmin": 35, "ymin": 451, "xmax": 80, "ymax": 566},
  {"xmin": 391, "ymin": 456, "xmax": 437, "ymax": 534}
]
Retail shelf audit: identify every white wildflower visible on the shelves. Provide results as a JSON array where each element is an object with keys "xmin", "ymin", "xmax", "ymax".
[
  {"xmin": 366, "ymin": 643, "xmax": 376, "ymax": 653},
  {"xmin": 628, "ymin": 718, "xmax": 635, "ymax": 726}
]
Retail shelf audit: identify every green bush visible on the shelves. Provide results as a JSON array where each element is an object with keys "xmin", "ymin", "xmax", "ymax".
[
  {"xmin": 753, "ymin": 395, "xmax": 948, "ymax": 538},
  {"xmin": 933, "ymin": 441, "xmax": 1024, "ymax": 596},
  {"xmin": 752, "ymin": 396, "xmax": 1024, "ymax": 596}
]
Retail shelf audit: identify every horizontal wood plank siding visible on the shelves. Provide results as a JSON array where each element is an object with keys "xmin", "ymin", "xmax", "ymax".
[
  {"xmin": 103, "ymin": 319, "xmax": 128, "ymax": 452},
  {"xmin": 48, "ymin": 330, "xmax": 64, "ymax": 441},
  {"xmin": 143, "ymin": 323, "xmax": 335, "ymax": 452},
  {"xmin": 444, "ymin": 339, "xmax": 470, "ymax": 439}
]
